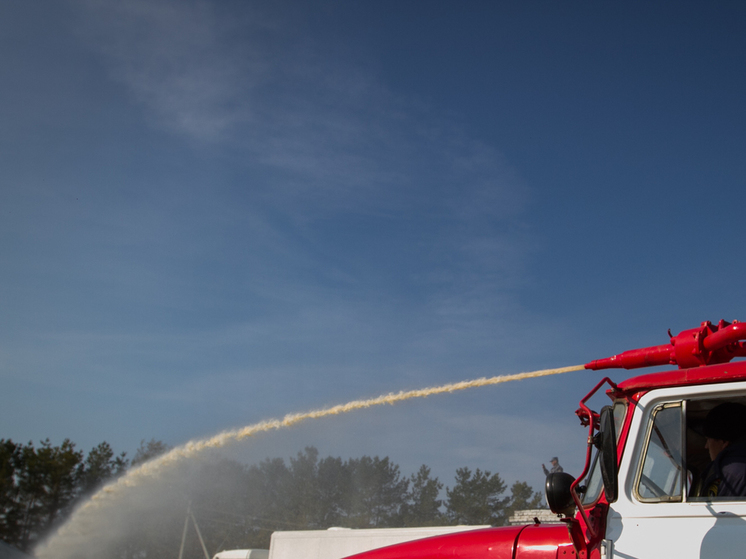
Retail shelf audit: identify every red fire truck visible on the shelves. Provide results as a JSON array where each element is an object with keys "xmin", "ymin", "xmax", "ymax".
[{"xmin": 346, "ymin": 319, "xmax": 746, "ymax": 559}]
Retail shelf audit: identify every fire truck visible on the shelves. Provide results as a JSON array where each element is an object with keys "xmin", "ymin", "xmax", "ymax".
[{"xmin": 346, "ymin": 319, "xmax": 746, "ymax": 559}]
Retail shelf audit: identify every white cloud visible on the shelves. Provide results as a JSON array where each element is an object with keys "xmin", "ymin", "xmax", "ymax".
[
  {"xmin": 75, "ymin": 0, "xmax": 527, "ymax": 216},
  {"xmin": 75, "ymin": 0, "xmax": 269, "ymax": 141},
  {"xmin": 73, "ymin": 0, "xmax": 537, "ymax": 356}
]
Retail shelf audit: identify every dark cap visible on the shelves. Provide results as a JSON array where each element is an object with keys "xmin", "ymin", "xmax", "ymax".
[
  {"xmin": 703, "ymin": 402, "xmax": 746, "ymax": 442},
  {"xmin": 550, "ymin": 457, "xmax": 558, "ymax": 462}
]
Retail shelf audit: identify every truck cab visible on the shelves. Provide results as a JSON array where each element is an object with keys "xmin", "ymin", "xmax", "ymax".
[
  {"xmin": 600, "ymin": 362, "xmax": 746, "ymax": 558},
  {"xmin": 346, "ymin": 320, "xmax": 746, "ymax": 559}
]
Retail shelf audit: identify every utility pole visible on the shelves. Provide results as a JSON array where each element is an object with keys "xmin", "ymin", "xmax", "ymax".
[{"xmin": 178, "ymin": 502, "xmax": 211, "ymax": 559}]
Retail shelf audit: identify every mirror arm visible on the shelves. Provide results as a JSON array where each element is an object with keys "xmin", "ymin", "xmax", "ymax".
[
  {"xmin": 570, "ymin": 377, "xmax": 617, "ymax": 541},
  {"xmin": 569, "ymin": 417, "xmax": 598, "ymax": 539}
]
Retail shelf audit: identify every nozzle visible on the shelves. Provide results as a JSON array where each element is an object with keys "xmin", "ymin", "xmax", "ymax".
[{"xmin": 585, "ymin": 344, "xmax": 674, "ymax": 371}]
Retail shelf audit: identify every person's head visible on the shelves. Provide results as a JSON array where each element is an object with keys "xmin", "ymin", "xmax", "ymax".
[
  {"xmin": 705, "ymin": 438, "xmax": 729, "ymax": 461},
  {"xmin": 703, "ymin": 402, "xmax": 746, "ymax": 461},
  {"xmin": 550, "ymin": 457, "xmax": 558, "ymax": 465}
]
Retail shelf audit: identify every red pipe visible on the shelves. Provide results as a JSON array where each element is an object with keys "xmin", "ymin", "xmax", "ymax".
[
  {"xmin": 703, "ymin": 321, "xmax": 746, "ymax": 352},
  {"xmin": 585, "ymin": 320, "xmax": 746, "ymax": 371}
]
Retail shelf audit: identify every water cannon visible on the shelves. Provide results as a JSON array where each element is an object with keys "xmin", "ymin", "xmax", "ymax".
[{"xmin": 585, "ymin": 319, "xmax": 746, "ymax": 371}]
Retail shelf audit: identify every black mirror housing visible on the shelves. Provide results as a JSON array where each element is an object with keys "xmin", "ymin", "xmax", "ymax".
[{"xmin": 598, "ymin": 406, "xmax": 619, "ymax": 503}]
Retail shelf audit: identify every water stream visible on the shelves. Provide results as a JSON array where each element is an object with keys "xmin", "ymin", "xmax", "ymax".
[{"xmin": 35, "ymin": 364, "xmax": 583, "ymax": 558}]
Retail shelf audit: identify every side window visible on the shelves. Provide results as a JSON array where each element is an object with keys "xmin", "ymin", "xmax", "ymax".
[
  {"xmin": 686, "ymin": 397, "xmax": 746, "ymax": 500},
  {"xmin": 636, "ymin": 403, "xmax": 684, "ymax": 502},
  {"xmin": 613, "ymin": 401, "xmax": 626, "ymax": 442}
]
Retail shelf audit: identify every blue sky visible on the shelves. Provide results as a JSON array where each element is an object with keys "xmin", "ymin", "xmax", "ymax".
[{"xmin": 2, "ymin": 0, "xmax": 745, "ymax": 495}]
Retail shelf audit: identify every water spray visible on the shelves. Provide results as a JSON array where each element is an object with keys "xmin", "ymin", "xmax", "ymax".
[{"xmin": 35, "ymin": 364, "xmax": 584, "ymax": 559}]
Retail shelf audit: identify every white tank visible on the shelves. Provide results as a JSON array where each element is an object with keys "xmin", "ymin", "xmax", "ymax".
[{"xmin": 268, "ymin": 526, "xmax": 488, "ymax": 559}]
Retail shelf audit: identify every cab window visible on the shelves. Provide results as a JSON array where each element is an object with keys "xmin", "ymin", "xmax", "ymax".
[
  {"xmin": 636, "ymin": 402, "xmax": 684, "ymax": 502},
  {"xmin": 635, "ymin": 396, "xmax": 746, "ymax": 502}
]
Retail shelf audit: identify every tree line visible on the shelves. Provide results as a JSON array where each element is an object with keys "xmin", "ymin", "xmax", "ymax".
[
  {"xmin": 0, "ymin": 438, "xmax": 166, "ymax": 553},
  {"xmin": 0, "ymin": 439, "xmax": 542, "ymax": 557}
]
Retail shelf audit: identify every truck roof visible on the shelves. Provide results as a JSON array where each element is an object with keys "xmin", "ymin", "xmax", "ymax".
[{"xmin": 614, "ymin": 360, "xmax": 746, "ymax": 397}]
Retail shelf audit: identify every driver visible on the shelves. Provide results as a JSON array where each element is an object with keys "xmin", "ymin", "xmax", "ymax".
[{"xmin": 700, "ymin": 402, "xmax": 746, "ymax": 498}]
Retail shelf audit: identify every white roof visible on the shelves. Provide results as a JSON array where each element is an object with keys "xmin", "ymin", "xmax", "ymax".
[{"xmin": 213, "ymin": 550, "xmax": 269, "ymax": 559}]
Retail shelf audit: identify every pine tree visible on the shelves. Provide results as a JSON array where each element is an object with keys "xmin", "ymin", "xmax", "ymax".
[
  {"xmin": 445, "ymin": 467, "xmax": 508, "ymax": 526},
  {"xmin": 400, "ymin": 465, "xmax": 443, "ymax": 526}
]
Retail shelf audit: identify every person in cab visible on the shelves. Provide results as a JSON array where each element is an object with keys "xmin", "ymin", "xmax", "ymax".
[{"xmin": 700, "ymin": 402, "xmax": 746, "ymax": 498}]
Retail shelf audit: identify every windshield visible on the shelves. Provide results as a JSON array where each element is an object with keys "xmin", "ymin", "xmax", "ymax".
[{"xmin": 581, "ymin": 400, "xmax": 626, "ymax": 505}]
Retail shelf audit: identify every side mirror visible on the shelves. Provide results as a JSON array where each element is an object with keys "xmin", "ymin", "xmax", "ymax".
[
  {"xmin": 596, "ymin": 405, "xmax": 618, "ymax": 503},
  {"xmin": 545, "ymin": 472, "xmax": 576, "ymax": 516}
]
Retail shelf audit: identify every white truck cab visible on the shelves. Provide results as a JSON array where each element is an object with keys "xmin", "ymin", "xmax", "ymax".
[{"xmin": 604, "ymin": 376, "xmax": 746, "ymax": 557}]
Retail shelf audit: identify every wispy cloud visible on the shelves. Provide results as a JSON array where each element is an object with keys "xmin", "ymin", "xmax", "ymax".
[
  {"xmin": 75, "ymin": 0, "xmax": 273, "ymax": 141},
  {"xmin": 73, "ymin": 0, "xmax": 533, "ymax": 325},
  {"xmin": 75, "ymin": 0, "xmax": 525, "ymax": 206}
]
